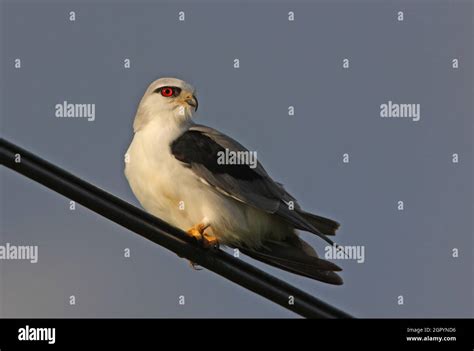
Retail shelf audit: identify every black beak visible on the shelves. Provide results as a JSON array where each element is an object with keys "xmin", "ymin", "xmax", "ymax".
[{"xmin": 185, "ymin": 95, "xmax": 198, "ymax": 111}]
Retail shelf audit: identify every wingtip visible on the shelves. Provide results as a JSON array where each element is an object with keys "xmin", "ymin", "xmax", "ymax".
[
  {"xmin": 315, "ymin": 258, "xmax": 343, "ymax": 272},
  {"xmin": 323, "ymin": 271, "xmax": 344, "ymax": 285}
]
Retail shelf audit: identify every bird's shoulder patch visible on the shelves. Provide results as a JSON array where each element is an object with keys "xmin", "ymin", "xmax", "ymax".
[{"xmin": 170, "ymin": 130, "xmax": 262, "ymax": 181}]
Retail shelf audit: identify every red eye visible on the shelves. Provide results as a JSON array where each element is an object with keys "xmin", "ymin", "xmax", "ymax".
[{"xmin": 161, "ymin": 87, "xmax": 174, "ymax": 97}]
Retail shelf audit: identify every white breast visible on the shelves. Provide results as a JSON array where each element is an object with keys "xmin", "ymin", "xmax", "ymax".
[
  {"xmin": 124, "ymin": 118, "xmax": 291, "ymax": 248},
  {"xmin": 125, "ymin": 119, "xmax": 191, "ymax": 226}
]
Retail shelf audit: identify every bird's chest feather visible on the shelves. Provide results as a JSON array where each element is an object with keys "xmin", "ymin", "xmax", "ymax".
[{"xmin": 124, "ymin": 122, "xmax": 195, "ymax": 219}]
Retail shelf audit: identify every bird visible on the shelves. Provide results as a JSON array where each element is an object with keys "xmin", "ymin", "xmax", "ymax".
[{"xmin": 124, "ymin": 77, "xmax": 344, "ymax": 285}]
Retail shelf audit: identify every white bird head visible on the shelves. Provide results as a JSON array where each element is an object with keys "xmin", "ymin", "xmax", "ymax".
[{"xmin": 134, "ymin": 77, "xmax": 198, "ymax": 132}]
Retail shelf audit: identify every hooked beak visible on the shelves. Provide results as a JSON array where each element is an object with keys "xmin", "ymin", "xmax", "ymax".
[{"xmin": 185, "ymin": 95, "xmax": 198, "ymax": 111}]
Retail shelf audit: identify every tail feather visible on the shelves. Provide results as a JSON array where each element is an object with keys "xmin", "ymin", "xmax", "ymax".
[
  {"xmin": 238, "ymin": 237, "xmax": 343, "ymax": 285},
  {"xmin": 298, "ymin": 211, "xmax": 340, "ymax": 236}
]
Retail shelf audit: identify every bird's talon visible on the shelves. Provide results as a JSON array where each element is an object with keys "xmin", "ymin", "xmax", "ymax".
[
  {"xmin": 189, "ymin": 261, "xmax": 202, "ymax": 270},
  {"xmin": 186, "ymin": 228, "xmax": 203, "ymax": 242},
  {"xmin": 203, "ymin": 233, "xmax": 219, "ymax": 248},
  {"xmin": 186, "ymin": 223, "xmax": 218, "ymax": 249}
]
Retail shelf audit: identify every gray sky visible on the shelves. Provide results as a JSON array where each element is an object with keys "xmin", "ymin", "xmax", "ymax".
[{"xmin": 1, "ymin": 0, "xmax": 472, "ymax": 317}]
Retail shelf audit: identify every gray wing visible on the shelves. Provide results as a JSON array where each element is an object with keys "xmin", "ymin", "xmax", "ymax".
[{"xmin": 170, "ymin": 124, "xmax": 338, "ymax": 243}]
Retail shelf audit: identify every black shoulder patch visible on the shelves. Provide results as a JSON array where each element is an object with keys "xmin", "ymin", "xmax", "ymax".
[{"xmin": 170, "ymin": 130, "xmax": 262, "ymax": 181}]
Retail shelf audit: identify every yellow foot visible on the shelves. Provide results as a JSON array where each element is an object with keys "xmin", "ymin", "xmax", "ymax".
[
  {"xmin": 203, "ymin": 233, "xmax": 219, "ymax": 248},
  {"xmin": 186, "ymin": 227, "xmax": 204, "ymax": 242},
  {"xmin": 185, "ymin": 222, "xmax": 219, "ymax": 249}
]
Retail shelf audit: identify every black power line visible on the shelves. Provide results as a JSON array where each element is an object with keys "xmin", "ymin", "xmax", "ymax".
[{"xmin": 0, "ymin": 138, "xmax": 353, "ymax": 319}]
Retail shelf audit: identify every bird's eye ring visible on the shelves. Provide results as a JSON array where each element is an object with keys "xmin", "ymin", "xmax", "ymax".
[{"xmin": 161, "ymin": 87, "xmax": 174, "ymax": 97}]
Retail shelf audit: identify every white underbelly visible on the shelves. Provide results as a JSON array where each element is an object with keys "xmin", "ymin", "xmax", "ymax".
[{"xmin": 124, "ymin": 131, "xmax": 291, "ymax": 248}]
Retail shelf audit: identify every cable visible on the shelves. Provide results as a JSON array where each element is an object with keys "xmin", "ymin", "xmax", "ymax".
[{"xmin": 0, "ymin": 138, "xmax": 353, "ymax": 319}]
